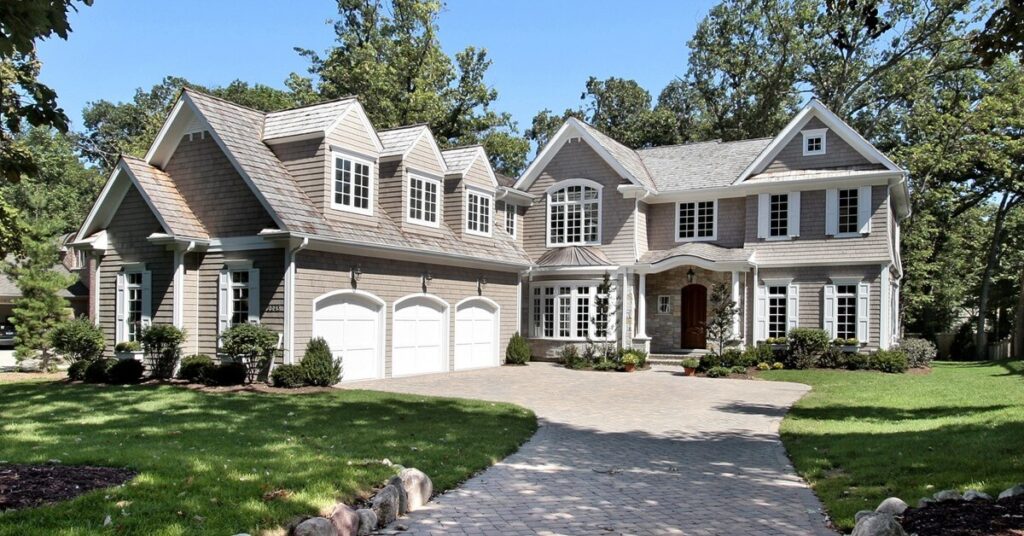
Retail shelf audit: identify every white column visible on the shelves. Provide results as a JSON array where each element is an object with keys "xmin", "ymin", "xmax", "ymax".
[
  {"xmin": 172, "ymin": 249, "xmax": 185, "ymax": 329},
  {"xmin": 637, "ymin": 273, "xmax": 648, "ymax": 338},
  {"xmin": 731, "ymin": 271, "xmax": 742, "ymax": 344}
]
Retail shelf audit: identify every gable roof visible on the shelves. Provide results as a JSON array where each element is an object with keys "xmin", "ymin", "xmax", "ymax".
[
  {"xmin": 262, "ymin": 98, "xmax": 356, "ymax": 141},
  {"xmin": 442, "ymin": 145, "xmax": 497, "ymax": 187},
  {"xmin": 637, "ymin": 138, "xmax": 771, "ymax": 191},
  {"xmin": 378, "ymin": 124, "xmax": 429, "ymax": 157},
  {"xmin": 121, "ymin": 156, "xmax": 208, "ymax": 239}
]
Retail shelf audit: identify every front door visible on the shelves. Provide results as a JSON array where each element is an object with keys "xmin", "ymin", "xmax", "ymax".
[{"xmin": 681, "ymin": 284, "xmax": 707, "ymax": 349}]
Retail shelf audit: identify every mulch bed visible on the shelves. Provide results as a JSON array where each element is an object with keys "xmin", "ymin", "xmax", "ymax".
[
  {"xmin": 0, "ymin": 463, "xmax": 136, "ymax": 511},
  {"xmin": 901, "ymin": 495, "xmax": 1024, "ymax": 536}
]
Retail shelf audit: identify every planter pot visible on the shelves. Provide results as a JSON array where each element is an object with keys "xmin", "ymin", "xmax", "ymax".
[
  {"xmin": 623, "ymin": 363, "xmax": 636, "ymax": 372},
  {"xmin": 682, "ymin": 367, "xmax": 697, "ymax": 376},
  {"xmin": 841, "ymin": 345, "xmax": 859, "ymax": 353},
  {"xmin": 115, "ymin": 351, "xmax": 143, "ymax": 362},
  {"xmin": 770, "ymin": 344, "xmax": 788, "ymax": 351}
]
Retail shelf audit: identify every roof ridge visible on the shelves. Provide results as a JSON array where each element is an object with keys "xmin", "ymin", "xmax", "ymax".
[
  {"xmin": 182, "ymin": 87, "xmax": 267, "ymax": 116},
  {"xmin": 265, "ymin": 96, "xmax": 357, "ymax": 115},
  {"xmin": 376, "ymin": 122, "xmax": 430, "ymax": 133},
  {"xmin": 441, "ymin": 144, "xmax": 483, "ymax": 153}
]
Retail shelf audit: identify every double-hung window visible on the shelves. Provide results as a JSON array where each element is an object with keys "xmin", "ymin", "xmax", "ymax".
[
  {"xmin": 677, "ymin": 200, "xmax": 716, "ymax": 241},
  {"xmin": 548, "ymin": 181, "xmax": 601, "ymax": 246},
  {"xmin": 230, "ymin": 271, "xmax": 252, "ymax": 326},
  {"xmin": 407, "ymin": 174, "xmax": 440, "ymax": 227},
  {"xmin": 332, "ymin": 153, "xmax": 373, "ymax": 214},
  {"xmin": 767, "ymin": 286, "xmax": 788, "ymax": 338},
  {"xmin": 837, "ymin": 189, "xmax": 858, "ymax": 234},
  {"xmin": 769, "ymin": 194, "xmax": 789, "ymax": 237},
  {"xmin": 531, "ymin": 282, "xmax": 613, "ymax": 340},
  {"xmin": 218, "ymin": 264, "xmax": 260, "ymax": 338},
  {"xmin": 835, "ymin": 284, "xmax": 857, "ymax": 340},
  {"xmin": 466, "ymin": 189, "xmax": 492, "ymax": 236},
  {"xmin": 116, "ymin": 267, "xmax": 151, "ymax": 344},
  {"xmin": 504, "ymin": 205, "xmax": 516, "ymax": 238}
]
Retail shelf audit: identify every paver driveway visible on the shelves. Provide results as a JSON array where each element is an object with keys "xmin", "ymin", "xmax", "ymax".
[{"xmin": 355, "ymin": 363, "xmax": 831, "ymax": 535}]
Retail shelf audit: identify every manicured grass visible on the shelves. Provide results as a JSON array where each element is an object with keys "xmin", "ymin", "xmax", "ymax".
[
  {"xmin": 761, "ymin": 361, "xmax": 1024, "ymax": 531},
  {"xmin": 0, "ymin": 379, "xmax": 536, "ymax": 535}
]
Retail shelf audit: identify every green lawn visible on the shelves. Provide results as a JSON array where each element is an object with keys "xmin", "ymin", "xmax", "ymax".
[
  {"xmin": 761, "ymin": 361, "xmax": 1024, "ymax": 531},
  {"xmin": 0, "ymin": 379, "xmax": 536, "ymax": 535}
]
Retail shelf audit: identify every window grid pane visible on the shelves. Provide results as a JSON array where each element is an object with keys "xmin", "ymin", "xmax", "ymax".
[
  {"xmin": 505, "ymin": 207, "xmax": 515, "ymax": 236},
  {"xmin": 408, "ymin": 177, "xmax": 438, "ymax": 223},
  {"xmin": 334, "ymin": 157, "xmax": 371, "ymax": 210},
  {"xmin": 549, "ymin": 185, "xmax": 599, "ymax": 245},
  {"xmin": 768, "ymin": 285, "xmax": 787, "ymax": 339},
  {"xmin": 838, "ymin": 189, "xmax": 858, "ymax": 234},
  {"xmin": 467, "ymin": 192, "xmax": 491, "ymax": 233},
  {"xmin": 807, "ymin": 136, "xmax": 822, "ymax": 153},
  {"xmin": 576, "ymin": 293, "xmax": 590, "ymax": 338},
  {"xmin": 126, "ymin": 272, "xmax": 143, "ymax": 342},
  {"xmin": 770, "ymin": 194, "xmax": 789, "ymax": 237},
  {"xmin": 678, "ymin": 201, "xmax": 715, "ymax": 239},
  {"xmin": 836, "ymin": 285, "xmax": 857, "ymax": 339},
  {"xmin": 230, "ymin": 271, "xmax": 250, "ymax": 326},
  {"xmin": 530, "ymin": 283, "xmax": 612, "ymax": 340}
]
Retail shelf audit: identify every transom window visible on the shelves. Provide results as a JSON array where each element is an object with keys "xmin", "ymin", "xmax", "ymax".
[
  {"xmin": 657, "ymin": 295, "xmax": 671, "ymax": 314},
  {"xmin": 548, "ymin": 182, "xmax": 601, "ymax": 246},
  {"xmin": 767, "ymin": 285, "xmax": 788, "ymax": 339},
  {"xmin": 677, "ymin": 201, "xmax": 716, "ymax": 241},
  {"xmin": 836, "ymin": 284, "xmax": 857, "ymax": 339},
  {"xmin": 408, "ymin": 175, "xmax": 440, "ymax": 226},
  {"xmin": 802, "ymin": 128, "xmax": 827, "ymax": 156},
  {"xmin": 332, "ymin": 154, "xmax": 373, "ymax": 214},
  {"xmin": 504, "ymin": 205, "xmax": 516, "ymax": 237},
  {"xmin": 466, "ymin": 190, "xmax": 492, "ymax": 236},
  {"xmin": 770, "ymin": 194, "xmax": 789, "ymax": 237},
  {"xmin": 125, "ymin": 272, "xmax": 144, "ymax": 342},
  {"xmin": 230, "ymin": 271, "xmax": 251, "ymax": 326},
  {"xmin": 838, "ymin": 188, "xmax": 858, "ymax": 234},
  {"xmin": 531, "ymin": 283, "xmax": 611, "ymax": 340}
]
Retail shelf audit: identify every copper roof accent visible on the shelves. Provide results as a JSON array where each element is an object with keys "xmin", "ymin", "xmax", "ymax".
[{"xmin": 536, "ymin": 246, "xmax": 613, "ymax": 267}]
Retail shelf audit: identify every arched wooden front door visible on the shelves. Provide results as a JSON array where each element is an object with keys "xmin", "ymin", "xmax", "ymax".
[{"xmin": 681, "ymin": 284, "xmax": 707, "ymax": 349}]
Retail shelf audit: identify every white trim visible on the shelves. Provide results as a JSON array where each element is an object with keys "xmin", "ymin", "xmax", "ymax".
[
  {"xmin": 392, "ymin": 293, "xmax": 450, "ymax": 377},
  {"xmin": 637, "ymin": 255, "xmax": 753, "ymax": 274},
  {"xmin": 675, "ymin": 199, "xmax": 718, "ymax": 242},
  {"xmin": 880, "ymin": 264, "xmax": 891, "ymax": 349},
  {"xmin": 545, "ymin": 178, "xmax": 603, "ymax": 248},
  {"xmin": 731, "ymin": 271, "xmax": 742, "ymax": 342},
  {"xmin": 829, "ymin": 277, "xmax": 863, "ymax": 286},
  {"xmin": 528, "ymin": 279, "xmax": 616, "ymax": 342},
  {"xmin": 283, "ymin": 238, "xmax": 309, "ymax": 364},
  {"xmin": 406, "ymin": 173, "xmax": 442, "ymax": 228},
  {"xmin": 637, "ymin": 273, "xmax": 648, "ymax": 337},
  {"xmin": 330, "ymin": 151, "xmax": 375, "ymax": 216},
  {"xmin": 761, "ymin": 277, "xmax": 793, "ymax": 286},
  {"xmin": 530, "ymin": 265, "xmax": 622, "ymax": 276},
  {"xmin": 656, "ymin": 294, "xmax": 671, "ymax": 315},
  {"xmin": 327, "ymin": 101, "xmax": 385, "ymax": 153},
  {"xmin": 77, "ymin": 162, "xmax": 174, "ymax": 242},
  {"xmin": 464, "ymin": 186, "xmax": 494, "ymax": 237},
  {"xmin": 647, "ymin": 171, "xmax": 902, "ymax": 204},
  {"xmin": 311, "ymin": 288, "xmax": 387, "ymax": 380},
  {"xmin": 801, "ymin": 128, "xmax": 827, "ymax": 156},
  {"xmin": 172, "ymin": 249, "xmax": 185, "ymax": 328},
  {"xmin": 454, "ymin": 296, "xmax": 501, "ymax": 369},
  {"xmin": 447, "ymin": 146, "xmax": 498, "ymax": 188}
]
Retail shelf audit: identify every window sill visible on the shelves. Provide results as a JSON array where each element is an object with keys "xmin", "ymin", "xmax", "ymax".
[
  {"xmin": 406, "ymin": 218, "xmax": 440, "ymax": 229},
  {"xmin": 763, "ymin": 235, "xmax": 794, "ymax": 242},
  {"xmin": 466, "ymin": 229, "xmax": 492, "ymax": 238},
  {"xmin": 330, "ymin": 204, "xmax": 374, "ymax": 217},
  {"xmin": 675, "ymin": 236, "xmax": 717, "ymax": 243}
]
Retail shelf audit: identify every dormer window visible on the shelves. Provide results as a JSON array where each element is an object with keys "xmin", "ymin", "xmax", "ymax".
[
  {"xmin": 802, "ymin": 128, "xmax": 827, "ymax": 156},
  {"xmin": 332, "ymin": 152, "xmax": 373, "ymax": 215},
  {"xmin": 547, "ymin": 179, "xmax": 601, "ymax": 246},
  {"xmin": 407, "ymin": 174, "xmax": 440, "ymax": 227},
  {"xmin": 466, "ymin": 188, "xmax": 492, "ymax": 237}
]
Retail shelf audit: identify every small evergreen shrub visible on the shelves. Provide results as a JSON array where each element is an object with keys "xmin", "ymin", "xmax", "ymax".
[
  {"xmin": 140, "ymin": 324, "xmax": 186, "ymax": 380},
  {"xmin": 114, "ymin": 340, "xmax": 141, "ymax": 353},
  {"xmin": 756, "ymin": 362, "xmax": 770, "ymax": 371},
  {"xmin": 787, "ymin": 328, "xmax": 830, "ymax": 369},
  {"xmin": 220, "ymin": 323, "xmax": 279, "ymax": 383},
  {"xmin": 178, "ymin": 354, "xmax": 215, "ymax": 383},
  {"xmin": 719, "ymin": 348, "xmax": 744, "ymax": 368},
  {"xmin": 271, "ymin": 364, "xmax": 306, "ymax": 388},
  {"xmin": 743, "ymin": 343, "xmax": 773, "ymax": 366},
  {"xmin": 870, "ymin": 349, "xmax": 909, "ymax": 373},
  {"xmin": 730, "ymin": 365, "xmax": 748, "ymax": 374},
  {"xmin": 842, "ymin": 351, "xmax": 871, "ymax": 370},
  {"xmin": 705, "ymin": 366, "xmax": 731, "ymax": 378},
  {"xmin": 50, "ymin": 318, "xmax": 105, "ymax": 364},
  {"xmin": 84, "ymin": 358, "xmax": 117, "ymax": 383},
  {"xmin": 818, "ymin": 345, "xmax": 844, "ymax": 369},
  {"xmin": 207, "ymin": 362, "xmax": 247, "ymax": 386},
  {"xmin": 301, "ymin": 337, "xmax": 342, "ymax": 386},
  {"xmin": 559, "ymin": 344, "xmax": 586, "ymax": 369},
  {"xmin": 897, "ymin": 337, "xmax": 936, "ymax": 368},
  {"xmin": 109, "ymin": 359, "xmax": 144, "ymax": 384},
  {"xmin": 697, "ymin": 352, "xmax": 721, "ymax": 372},
  {"xmin": 593, "ymin": 359, "xmax": 618, "ymax": 371},
  {"xmin": 681, "ymin": 357, "xmax": 700, "ymax": 369},
  {"xmin": 505, "ymin": 332, "xmax": 531, "ymax": 365},
  {"xmin": 67, "ymin": 360, "xmax": 90, "ymax": 381}
]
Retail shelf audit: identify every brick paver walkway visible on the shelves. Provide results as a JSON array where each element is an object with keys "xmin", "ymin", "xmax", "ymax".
[{"xmin": 354, "ymin": 363, "xmax": 831, "ymax": 535}]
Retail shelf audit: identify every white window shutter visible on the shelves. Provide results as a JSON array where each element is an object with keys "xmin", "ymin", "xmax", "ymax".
[
  {"xmin": 141, "ymin": 271, "xmax": 152, "ymax": 329},
  {"xmin": 823, "ymin": 284, "xmax": 837, "ymax": 338},
  {"xmin": 115, "ymin": 272, "xmax": 126, "ymax": 342},
  {"xmin": 757, "ymin": 194, "xmax": 769, "ymax": 239},
  {"xmin": 248, "ymin": 268, "xmax": 261, "ymax": 324},
  {"xmin": 217, "ymin": 269, "xmax": 230, "ymax": 342},
  {"xmin": 788, "ymin": 191, "xmax": 801, "ymax": 237},
  {"xmin": 857, "ymin": 281, "xmax": 870, "ymax": 342},
  {"xmin": 858, "ymin": 186, "xmax": 872, "ymax": 234},
  {"xmin": 755, "ymin": 284, "xmax": 767, "ymax": 341},
  {"xmin": 825, "ymin": 189, "xmax": 839, "ymax": 236},
  {"xmin": 786, "ymin": 283, "xmax": 799, "ymax": 332}
]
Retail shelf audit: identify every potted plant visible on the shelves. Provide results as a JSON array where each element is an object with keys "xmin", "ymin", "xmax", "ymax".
[
  {"xmin": 621, "ymin": 352, "xmax": 640, "ymax": 372},
  {"xmin": 681, "ymin": 357, "xmax": 699, "ymax": 376},
  {"xmin": 114, "ymin": 340, "xmax": 142, "ymax": 361},
  {"xmin": 834, "ymin": 338, "xmax": 860, "ymax": 352},
  {"xmin": 766, "ymin": 336, "xmax": 789, "ymax": 351}
]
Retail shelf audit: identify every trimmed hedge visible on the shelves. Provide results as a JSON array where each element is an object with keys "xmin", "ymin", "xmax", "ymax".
[
  {"xmin": 109, "ymin": 359, "xmax": 144, "ymax": 384},
  {"xmin": 84, "ymin": 358, "xmax": 117, "ymax": 383},
  {"xmin": 870, "ymin": 349, "xmax": 909, "ymax": 373},
  {"xmin": 178, "ymin": 354, "xmax": 215, "ymax": 383},
  {"xmin": 897, "ymin": 337, "xmax": 936, "ymax": 368},
  {"xmin": 67, "ymin": 360, "xmax": 90, "ymax": 381},
  {"xmin": 208, "ymin": 362, "xmax": 247, "ymax": 386},
  {"xmin": 787, "ymin": 328, "xmax": 830, "ymax": 369},
  {"xmin": 271, "ymin": 364, "xmax": 306, "ymax": 388}
]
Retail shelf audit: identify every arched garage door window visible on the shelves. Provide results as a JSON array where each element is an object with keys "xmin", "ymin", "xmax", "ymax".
[
  {"xmin": 454, "ymin": 297, "xmax": 500, "ymax": 370},
  {"xmin": 312, "ymin": 290, "xmax": 385, "ymax": 382},
  {"xmin": 392, "ymin": 294, "xmax": 449, "ymax": 377}
]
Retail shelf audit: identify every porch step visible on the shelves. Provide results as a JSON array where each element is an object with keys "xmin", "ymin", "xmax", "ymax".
[{"xmin": 648, "ymin": 350, "xmax": 710, "ymax": 366}]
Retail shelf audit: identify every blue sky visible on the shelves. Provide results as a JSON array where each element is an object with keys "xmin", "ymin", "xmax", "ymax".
[{"xmin": 37, "ymin": 0, "xmax": 716, "ymax": 133}]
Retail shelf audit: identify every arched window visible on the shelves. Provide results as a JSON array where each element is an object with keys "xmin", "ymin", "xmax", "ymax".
[{"xmin": 547, "ymin": 180, "xmax": 601, "ymax": 246}]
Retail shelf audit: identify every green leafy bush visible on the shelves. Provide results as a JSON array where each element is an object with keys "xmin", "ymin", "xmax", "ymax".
[
  {"xmin": 50, "ymin": 318, "xmax": 105, "ymax": 364},
  {"xmin": 719, "ymin": 348, "xmax": 744, "ymax": 367},
  {"xmin": 593, "ymin": 359, "xmax": 618, "ymax": 371},
  {"xmin": 730, "ymin": 365, "xmax": 748, "ymax": 374},
  {"xmin": 627, "ymin": 347, "xmax": 648, "ymax": 368},
  {"xmin": 220, "ymin": 323, "xmax": 279, "ymax": 383},
  {"xmin": 178, "ymin": 354, "xmax": 214, "ymax": 383},
  {"xmin": 505, "ymin": 332, "xmax": 531, "ymax": 365},
  {"xmin": 271, "ymin": 364, "xmax": 306, "ymax": 388},
  {"xmin": 870, "ymin": 349, "xmax": 909, "ymax": 373},
  {"xmin": 765, "ymin": 336, "xmax": 788, "ymax": 345},
  {"xmin": 743, "ymin": 343, "xmax": 773, "ymax": 366},
  {"xmin": 67, "ymin": 360, "xmax": 90, "ymax": 381},
  {"xmin": 681, "ymin": 357, "xmax": 700, "ymax": 369},
  {"xmin": 697, "ymin": 352, "xmax": 720, "ymax": 372},
  {"xmin": 705, "ymin": 366, "xmax": 731, "ymax": 378},
  {"xmin": 84, "ymin": 358, "xmax": 117, "ymax": 383},
  {"xmin": 621, "ymin": 352, "xmax": 641, "ymax": 366},
  {"xmin": 756, "ymin": 362, "xmax": 770, "ymax": 371},
  {"xmin": 842, "ymin": 351, "xmax": 871, "ymax": 370},
  {"xmin": 560, "ymin": 344, "xmax": 587, "ymax": 369},
  {"xmin": 208, "ymin": 362, "xmax": 247, "ymax": 386},
  {"xmin": 141, "ymin": 324, "xmax": 186, "ymax": 380},
  {"xmin": 109, "ymin": 359, "xmax": 144, "ymax": 384},
  {"xmin": 897, "ymin": 337, "xmax": 936, "ymax": 368},
  {"xmin": 787, "ymin": 328, "xmax": 830, "ymax": 369},
  {"xmin": 771, "ymin": 362, "xmax": 784, "ymax": 370},
  {"xmin": 301, "ymin": 337, "xmax": 342, "ymax": 386},
  {"xmin": 818, "ymin": 345, "xmax": 844, "ymax": 368},
  {"xmin": 114, "ymin": 340, "xmax": 141, "ymax": 353}
]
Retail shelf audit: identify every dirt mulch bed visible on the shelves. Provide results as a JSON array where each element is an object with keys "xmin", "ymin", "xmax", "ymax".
[
  {"xmin": 0, "ymin": 463, "xmax": 136, "ymax": 511},
  {"xmin": 901, "ymin": 495, "xmax": 1024, "ymax": 536},
  {"xmin": 0, "ymin": 372, "xmax": 66, "ymax": 383}
]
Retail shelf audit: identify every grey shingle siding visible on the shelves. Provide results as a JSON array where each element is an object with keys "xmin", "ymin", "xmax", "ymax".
[{"xmin": 759, "ymin": 117, "xmax": 884, "ymax": 175}]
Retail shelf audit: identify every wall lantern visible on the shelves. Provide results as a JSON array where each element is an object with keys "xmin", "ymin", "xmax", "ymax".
[
  {"xmin": 422, "ymin": 270, "xmax": 433, "ymax": 289},
  {"xmin": 350, "ymin": 264, "xmax": 362, "ymax": 283},
  {"xmin": 477, "ymin": 276, "xmax": 487, "ymax": 294},
  {"xmin": 687, "ymin": 268, "xmax": 696, "ymax": 284}
]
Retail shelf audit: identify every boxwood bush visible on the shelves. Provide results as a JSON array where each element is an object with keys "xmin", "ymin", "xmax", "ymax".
[
  {"xmin": 178, "ymin": 354, "xmax": 215, "ymax": 383},
  {"xmin": 842, "ymin": 351, "xmax": 871, "ymax": 370},
  {"xmin": 208, "ymin": 362, "xmax": 247, "ymax": 386},
  {"xmin": 84, "ymin": 358, "xmax": 117, "ymax": 383},
  {"xmin": 787, "ymin": 328, "xmax": 830, "ymax": 369},
  {"xmin": 50, "ymin": 318, "xmax": 105, "ymax": 364},
  {"xmin": 505, "ymin": 332, "xmax": 531, "ymax": 365},
  {"xmin": 870, "ymin": 349, "xmax": 909, "ymax": 373},
  {"xmin": 271, "ymin": 364, "xmax": 306, "ymax": 388},
  {"xmin": 67, "ymin": 360, "xmax": 90, "ymax": 381},
  {"xmin": 897, "ymin": 337, "xmax": 936, "ymax": 368},
  {"xmin": 140, "ymin": 324, "xmax": 186, "ymax": 380},
  {"xmin": 705, "ymin": 366, "xmax": 731, "ymax": 378},
  {"xmin": 109, "ymin": 359, "xmax": 144, "ymax": 384}
]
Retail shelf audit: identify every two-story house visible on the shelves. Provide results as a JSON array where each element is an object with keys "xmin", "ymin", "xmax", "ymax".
[{"xmin": 72, "ymin": 90, "xmax": 907, "ymax": 381}]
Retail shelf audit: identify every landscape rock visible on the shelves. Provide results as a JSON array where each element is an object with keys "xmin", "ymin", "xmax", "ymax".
[
  {"xmin": 293, "ymin": 516, "xmax": 336, "ymax": 536},
  {"xmin": 355, "ymin": 509, "xmax": 377, "ymax": 536},
  {"xmin": 999, "ymin": 484, "xmax": 1024, "ymax": 500},
  {"xmin": 963, "ymin": 490, "xmax": 993, "ymax": 501},
  {"xmin": 372, "ymin": 484, "xmax": 401, "ymax": 527},
  {"xmin": 398, "ymin": 468, "xmax": 433, "ymax": 511},
  {"xmin": 932, "ymin": 489, "xmax": 962, "ymax": 502},
  {"xmin": 875, "ymin": 497, "xmax": 908, "ymax": 515},
  {"xmin": 387, "ymin": 475, "xmax": 409, "ymax": 515},
  {"xmin": 851, "ymin": 512, "xmax": 908, "ymax": 536},
  {"xmin": 329, "ymin": 503, "xmax": 360, "ymax": 536},
  {"xmin": 855, "ymin": 510, "xmax": 875, "ymax": 522}
]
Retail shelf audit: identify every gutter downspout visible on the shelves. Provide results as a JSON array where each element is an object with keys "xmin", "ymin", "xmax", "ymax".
[{"xmin": 283, "ymin": 237, "xmax": 310, "ymax": 365}]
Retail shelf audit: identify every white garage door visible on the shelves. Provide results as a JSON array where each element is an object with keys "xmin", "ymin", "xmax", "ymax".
[
  {"xmin": 392, "ymin": 295, "xmax": 447, "ymax": 377},
  {"xmin": 313, "ymin": 292, "xmax": 383, "ymax": 382},
  {"xmin": 455, "ymin": 299, "xmax": 499, "ymax": 370}
]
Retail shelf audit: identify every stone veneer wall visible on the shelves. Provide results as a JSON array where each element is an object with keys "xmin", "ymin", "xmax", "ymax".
[{"xmin": 645, "ymin": 267, "xmax": 734, "ymax": 354}]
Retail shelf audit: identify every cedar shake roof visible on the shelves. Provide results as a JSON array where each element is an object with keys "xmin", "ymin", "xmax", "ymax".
[
  {"xmin": 262, "ymin": 98, "xmax": 356, "ymax": 141},
  {"xmin": 495, "ymin": 172, "xmax": 516, "ymax": 188},
  {"xmin": 639, "ymin": 242, "xmax": 754, "ymax": 265},
  {"xmin": 121, "ymin": 156, "xmax": 209, "ymax": 239},
  {"xmin": 637, "ymin": 138, "xmax": 773, "ymax": 191},
  {"xmin": 536, "ymin": 246, "xmax": 613, "ymax": 267},
  {"xmin": 572, "ymin": 121, "xmax": 657, "ymax": 191},
  {"xmin": 377, "ymin": 125, "xmax": 429, "ymax": 157},
  {"xmin": 440, "ymin": 146, "xmax": 482, "ymax": 174}
]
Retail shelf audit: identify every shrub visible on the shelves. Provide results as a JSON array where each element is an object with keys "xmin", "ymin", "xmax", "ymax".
[
  {"xmin": 67, "ymin": 360, "xmax": 90, "ymax": 381},
  {"xmin": 271, "ymin": 364, "xmax": 306, "ymax": 388},
  {"xmin": 833, "ymin": 338, "xmax": 860, "ymax": 346},
  {"xmin": 743, "ymin": 343, "xmax": 773, "ymax": 366},
  {"xmin": 787, "ymin": 328, "xmax": 830, "ymax": 369},
  {"xmin": 84, "ymin": 358, "xmax": 117, "ymax": 383},
  {"xmin": 898, "ymin": 337, "xmax": 936, "ymax": 368},
  {"xmin": 220, "ymin": 323, "xmax": 279, "ymax": 383},
  {"xmin": 178, "ymin": 354, "xmax": 215, "ymax": 383},
  {"xmin": 818, "ymin": 345, "xmax": 844, "ymax": 369},
  {"xmin": 301, "ymin": 337, "xmax": 342, "ymax": 386},
  {"xmin": 842, "ymin": 351, "xmax": 871, "ymax": 370},
  {"xmin": 109, "ymin": 359, "xmax": 144, "ymax": 384},
  {"xmin": 114, "ymin": 340, "xmax": 141, "ymax": 353},
  {"xmin": 560, "ymin": 344, "xmax": 587, "ymax": 369},
  {"xmin": 730, "ymin": 365, "xmax": 748, "ymax": 374},
  {"xmin": 771, "ymin": 362, "xmax": 784, "ymax": 370},
  {"xmin": 870, "ymin": 349, "xmax": 908, "ymax": 373},
  {"xmin": 681, "ymin": 357, "xmax": 700, "ymax": 369},
  {"xmin": 50, "ymin": 318, "xmax": 105, "ymax": 364},
  {"xmin": 593, "ymin": 359, "xmax": 618, "ymax": 371},
  {"xmin": 697, "ymin": 352, "xmax": 721, "ymax": 372},
  {"xmin": 719, "ymin": 348, "xmax": 744, "ymax": 368},
  {"xmin": 705, "ymin": 366, "xmax": 731, "ymax": 378},
  {"xmin": 756, "ymin": 362, "xmax": 770, "ymax": 371},
  {"xmin": 621, "ymin": 352, "xmax": 640, "ymax": 366},
  {"xmin": 207, "ymin": 362, "xmax": 247, "ymax": 386},
  {"xmin": 505, "ymin": 332, "xmax": 531, "ymax": 365},
  {"xmin": 627, "ymin": 347, "xmax": 648, "ymax": 368},
  {"xmin": 140, "ymin": 324, "xmax": 186, "ymax": 380}
]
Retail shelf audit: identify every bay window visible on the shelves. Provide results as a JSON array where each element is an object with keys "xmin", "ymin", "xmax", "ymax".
[
  {"xmin": 547, "ymin": 180, "xmax": 601, "ymax": 246},
  {"xmin": 531, "ymin": 282, "xmax": 613, "ymax": 340}
]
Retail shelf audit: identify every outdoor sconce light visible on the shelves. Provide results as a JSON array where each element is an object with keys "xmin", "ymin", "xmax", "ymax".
[
  {"xmin": 477, "ymin": 276, "xmax": 487, "ymax": 294},
  {"xmin": 422, "ymin": 271, "xmax": 433, "ymax": 288},
  {"xmin": 350, "ymin": 264, "xmax": 362, "ymax": 282},
  {"xmin": 687, "ymin": 268, "xmax": 696, "ymax": 284}
]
